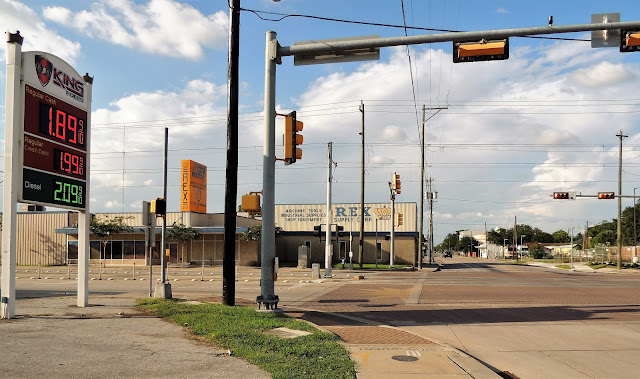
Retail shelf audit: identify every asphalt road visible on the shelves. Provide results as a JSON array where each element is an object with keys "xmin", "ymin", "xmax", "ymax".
[{"xmin": 4, "ymin": 258, "xmax": 640, "ymax": 378}]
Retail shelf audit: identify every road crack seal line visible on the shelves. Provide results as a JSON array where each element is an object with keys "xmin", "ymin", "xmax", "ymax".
[{"xmin": 542, "ymin": 350, "xmax": 597, "ymax": 378}]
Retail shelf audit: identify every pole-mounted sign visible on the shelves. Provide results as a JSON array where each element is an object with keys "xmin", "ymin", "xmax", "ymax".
[
  {"xmin": 2, "ymin": 31, "xmax": 92, "ymax": 319},
  {"xmin": 21, "ymin": 52, "xmax": 90, "ymax": 210}
]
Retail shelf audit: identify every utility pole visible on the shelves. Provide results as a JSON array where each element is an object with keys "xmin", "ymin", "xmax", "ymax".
[
  {"xmin": 485, "ymin": 222, "xmax": 488, "ymax": 259},
  {"xmin": 635, "ymin": 188, "xmax": 638, "ymax": 262},
  {"xmin": 513, "ymin": 216, "xmax": 517, "ymax": 260},
  {"xmin": 419, "ymin": 106, "xmax": 446, "ymax": 268},
  {"xmin": 359, "ymin": 102, "xmax": 365, "ymax": 268},
  {"xmin": 617, "ymin": 130, "xmax": 627, "ymax": 270},
  {"xmin": 428, "ymin": 177, "xmax": 434, "ymax": 264},
  {"xmin": 223, "ymin": 0, "xmax": 240, "ymax": 306},
  {"xmin": 419, "ymin": 105, "xmax": 424, "ymax": 269},
  {"xmin": 325, "ymin": 142, "xmax": 333, "ymax": 277}
]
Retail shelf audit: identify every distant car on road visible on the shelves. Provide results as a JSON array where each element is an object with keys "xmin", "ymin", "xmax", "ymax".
[{"xmin": 443, "ymin": 251, "xmax": 453, "ymax": 258}]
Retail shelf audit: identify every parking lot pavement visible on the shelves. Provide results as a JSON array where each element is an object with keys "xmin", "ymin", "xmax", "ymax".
[{"xmin": 0, "ymin": 291, "xmax": 270, "ymax": 379}]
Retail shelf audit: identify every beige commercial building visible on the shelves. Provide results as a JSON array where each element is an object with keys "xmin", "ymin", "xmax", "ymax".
[{"xmin": 1, "ymin": 202, "xmax": 419, "ymax": 267}]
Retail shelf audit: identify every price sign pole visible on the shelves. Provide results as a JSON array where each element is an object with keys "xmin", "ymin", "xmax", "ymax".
[{"xmin": 2, "ymin": 32, "xmax": 92, "ymax": 318}]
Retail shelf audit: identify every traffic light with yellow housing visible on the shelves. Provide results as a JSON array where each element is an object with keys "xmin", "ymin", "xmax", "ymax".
[
  {"xmin": 392, "ymin": 173, "xmax": 401, "ymax": 194},
  {"xmin": 621, "ymin": 30, "xmax": 640, "ymax": 52},
  {"xmin": 598, "ymin": 192, "xmax": 615, "ymax": 199},
  {"xmin": 453, "ymin": 38, "xmax": 509, "ymax": 63},
  {"xmin": 397, "ymin": 213, "xmax": 404, "ymax": 226},
  {"xmin": 284, "ymin": 111, "xmax": 303, "ymax": 164},
  {"xmin": 150, "ymin": 197, "xmax": 166, "ymax": 217}
]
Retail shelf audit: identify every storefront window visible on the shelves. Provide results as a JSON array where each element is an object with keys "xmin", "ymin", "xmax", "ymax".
[
  {"xmin": 123, "ymin": 241, "xmax": 135, "ymax": 259},
  {"xmin": 90, "ymin": 241, "xmax": 101, "ymax": 259},
  {"xmin": 135, "ymin": 241, "xmax": 146, "ymax": 259},
  {"xmin": 68, "ymin": 241, "xmax": 78, "ymax": 261},
  {"xmin": 111, "ymin": 241, "xmax": 123, "ymax": 259}
]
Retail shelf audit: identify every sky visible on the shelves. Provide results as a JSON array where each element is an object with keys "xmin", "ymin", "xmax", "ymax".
[{"xmin": 2, "ymin": 0, "xmax": 640, "ymax": 244}]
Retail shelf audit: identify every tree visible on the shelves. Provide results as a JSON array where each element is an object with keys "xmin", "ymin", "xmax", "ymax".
[
  {"xmin": 240, "ymin": 224, "xmax": 282, "ymax": 241},
  {"xmin": 89, "ymin": 216, "xmax": 133, "ymax": 271},
  {"xmin": 457, "ymin": 235, "xmax": 478, "ymax": 254},
  {"xmin": 436, "ymin": 232, "xmax": 459, "ymax": 252},
  {"xmin": 552, "ymin": 230, "xmax": 570, "ymax": 243},
  {"xmin": 529, "ymin": 244, "xmax": 547, "ymax": 259},
  {"xmin": 167, "ymin": 223, "xmax": 202, "ymax": 267}
]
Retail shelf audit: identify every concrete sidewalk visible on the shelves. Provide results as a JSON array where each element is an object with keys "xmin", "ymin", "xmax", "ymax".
[
  {"xmin": 0, "ymin": 293, "xmax": 269, "ymax": 379},
  {"xmin": 1, "ymin": 266, "xmax": 496, "ymax": 378}
]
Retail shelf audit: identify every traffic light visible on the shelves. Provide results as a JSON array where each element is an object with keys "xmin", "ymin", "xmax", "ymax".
[
  {"xmin": 396, "ymin": 213, "xmax": 403, "ymax": 226},
  {"xmin": 392, "ymin": 173, "xmax": 401, "ymax": 194},
  {"xmin": 453, "ymin": 39, "xmax": 509, "ymax": 63},
  {"xmin": 553, "ymin": 192, "xmax": 570, "ymax": 200},
  {"xmin": 313, "ymin": 225, "xmax": 322, "ymax": 238},
  {"xmin": 598, "ymin": 192, "xmax": 615, "ymax": 199},
  {"xmin": 621, "ymin": 30, "xmax": 640, "ymax": 52},
  {"xmin": 284, "ymin": 111, "xmax": 303, "ymax": 164},
  {"xmin": 337, "ymin": 225, "xmax": 345, "ymax": 238},
  {"xmin": 241, "ymin": 193, "xmax": 261, "ymax": 212},
  {"xmin": 150, "ymin": 197, "xmax": 166, "ymax": 217}
]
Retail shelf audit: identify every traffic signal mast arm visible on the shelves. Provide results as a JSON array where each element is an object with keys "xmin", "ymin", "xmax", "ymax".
[{"xmin": 551, "ymin": 192, "xmax": 634, "ymax": 199}]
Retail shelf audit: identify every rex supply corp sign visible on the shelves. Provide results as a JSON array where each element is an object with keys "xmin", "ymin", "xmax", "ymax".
[{"xmin": 181, "ymin": 160, "xmax": 207, "ymax": 213}]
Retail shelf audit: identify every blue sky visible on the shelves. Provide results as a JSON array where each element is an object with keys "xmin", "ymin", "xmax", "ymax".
[{"xmin": 3, "ymin": 0, "xmax": 640, "ymax": 244}]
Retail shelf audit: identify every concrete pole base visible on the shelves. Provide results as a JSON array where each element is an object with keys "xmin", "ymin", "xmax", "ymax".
[{"xmin": 154, "ymin": 283, "xmax": 172, "ymax": 299}]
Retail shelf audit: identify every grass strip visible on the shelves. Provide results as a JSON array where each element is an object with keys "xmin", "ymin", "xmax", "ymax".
[{"xmin": 138, "ymin": 299, "xmax": 356, "ymax": 379}]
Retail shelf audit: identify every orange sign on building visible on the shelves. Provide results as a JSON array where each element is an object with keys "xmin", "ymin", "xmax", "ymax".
[{"xmin": 181, "ymin": 160, "xmax": 207, "ymax": 213}]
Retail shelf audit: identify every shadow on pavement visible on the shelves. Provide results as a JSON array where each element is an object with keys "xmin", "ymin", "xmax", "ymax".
[{"xmin": 324, "ymin": 304, "xmax": 640, "ymax": 326}]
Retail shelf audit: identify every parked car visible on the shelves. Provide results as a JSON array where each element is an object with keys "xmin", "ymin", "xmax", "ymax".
[{"xmin": 443, "ymin": 251, "xmax": 453, "ymax": 258}]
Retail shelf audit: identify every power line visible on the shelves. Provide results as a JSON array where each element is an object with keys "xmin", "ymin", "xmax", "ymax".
[{"xmin": 240, "ymin": 7, "xmax": 589, "ymax": 42}]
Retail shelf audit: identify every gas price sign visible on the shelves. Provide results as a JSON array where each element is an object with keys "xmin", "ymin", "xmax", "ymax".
[
  {"xmin": 22, "ymin": 81, "xmax": 88, "ymax": 211},
  {"xmin": 24, "ymin": 84, "xmax": 87, "ymax": 151}
]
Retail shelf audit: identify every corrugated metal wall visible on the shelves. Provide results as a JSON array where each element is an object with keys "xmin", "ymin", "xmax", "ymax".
[{"xmin": 2, "ymin": 212, "xmax": 71, "ymax": 266}]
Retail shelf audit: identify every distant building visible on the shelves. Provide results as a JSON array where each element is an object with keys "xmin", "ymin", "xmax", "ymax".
[{"xmin": 1, "ymin": 202, "xmax": 420, "ymax": 267}]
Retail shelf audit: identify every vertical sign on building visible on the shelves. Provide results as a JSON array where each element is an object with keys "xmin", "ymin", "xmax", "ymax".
[{"xmin": 181, "ymin": 160, "xmax": 207, "ymax": 213}]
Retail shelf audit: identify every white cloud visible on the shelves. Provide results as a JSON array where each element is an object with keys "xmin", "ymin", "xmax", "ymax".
[
  {"xmin": 43, "ymin": 0, "xmax": 228, "ymax": 60},
  {"xmin": 497, "ymin": 8, "xmax": 509, "ymax": 14},
  {"xmin": 571, "ymin": 61, "xmax": 634, "ymax": 87},
  {"xmin": 0, "ymin": 0, "xmax": 81, "ymax": 65},
  {"xmin": 89, "ymin": 78, "xmax": 229, "ymax": 211},
  {"xmin": 286, "ymin": 41, "xmax": 640, "ymax": 240}
]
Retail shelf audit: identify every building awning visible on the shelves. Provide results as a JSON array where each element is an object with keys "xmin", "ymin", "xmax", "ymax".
[{"xmin": 55, "ymin": 226, "xmax": 249, "ymax": 235}]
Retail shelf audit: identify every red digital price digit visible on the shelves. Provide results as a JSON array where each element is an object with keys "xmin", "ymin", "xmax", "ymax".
[{"xmin": 55, "ymin": 110, "xmax": 66, "ymax": 141}]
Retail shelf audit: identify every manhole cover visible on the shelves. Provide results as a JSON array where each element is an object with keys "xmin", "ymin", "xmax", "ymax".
[{"xmin": 391, "ymin": 355, "xmax": 419, "ymax": 362}]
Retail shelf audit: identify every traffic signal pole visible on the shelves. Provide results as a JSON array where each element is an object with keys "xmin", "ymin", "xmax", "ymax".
[
  {"xmin": 259, "ymin": 19, "xmax": 640, "ymax": 302},
  {"xmin": 325, "ymin": 143, "xmax": 333, "ymax": 277},
  {"xmin": 257, "ymin": 31, "xmax": 278, "ymax": 309}
]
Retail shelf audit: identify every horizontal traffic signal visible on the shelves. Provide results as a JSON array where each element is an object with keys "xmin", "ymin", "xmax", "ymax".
[
  {"xmin": 598, "ymin": 192, "xmax": 615, "ymax": 199},
  {"xmin": 553, "ymin": 192, "xmax": 570, "ymax": 200},
  {"xmin": 453, "ymin": 39, "xmax": 509, "ymax": 63}
]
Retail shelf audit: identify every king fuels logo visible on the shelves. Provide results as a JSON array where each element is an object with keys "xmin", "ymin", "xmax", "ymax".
[{"xmin": 34, "ymin": 54, "xmax": 84, "ymax": 103}]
